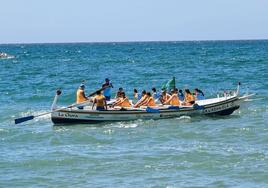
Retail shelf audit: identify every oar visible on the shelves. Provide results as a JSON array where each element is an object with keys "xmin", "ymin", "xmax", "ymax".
[
  {"xmin": 15, "ymin": 106, "xmax": 68, "ymax": 124},
  {"xmin": 87, "ymin": 85, "xmax": 111, "ymax": 97},
  {"xmin": 15, "ymin": 87, "xmax": 105, "ymax": 124}
]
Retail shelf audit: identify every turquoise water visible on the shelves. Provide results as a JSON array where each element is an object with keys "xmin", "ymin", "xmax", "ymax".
[{"xmin": 0, "ymin": 41, "xmax": 268, "ymax": 187}]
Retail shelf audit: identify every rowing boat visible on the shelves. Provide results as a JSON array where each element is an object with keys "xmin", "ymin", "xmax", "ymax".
[{"xmin": 50, "ymin": 84, "xmax": 253, "ymax": 124}]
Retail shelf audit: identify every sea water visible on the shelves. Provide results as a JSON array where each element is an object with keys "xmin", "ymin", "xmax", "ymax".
[{"xmin": 0, "ymin": 41, "xmax": 267, "ymax": 187}]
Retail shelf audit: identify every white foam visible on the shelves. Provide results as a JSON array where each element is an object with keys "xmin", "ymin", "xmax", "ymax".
[
  {"xmin": 176, "ymin": 116, "xmax": 191, "ymax": 120},
  {"xmin": 0, "ymin": 128, "xmax": 8, "ymax": 133},
  {"xmin": 111, "ymin": 122, "xmax": 139, "ymax": 128},
  {"xmin": 20, "ymin": 110, "xmax": 51, "ymax": 121}
]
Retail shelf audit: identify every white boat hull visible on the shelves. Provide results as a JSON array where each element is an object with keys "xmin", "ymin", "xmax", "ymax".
[{"xmin": 51, "ymin": 95, "xmax": 243, "ymax": 124}]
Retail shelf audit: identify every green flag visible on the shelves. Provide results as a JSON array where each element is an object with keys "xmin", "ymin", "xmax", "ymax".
[
  {"xmin": 167, "ymin": 77, "xmax": 176, "ymax": 90},
  {"xmin": 161, "ymin": 77, "xmax": 176, "ymax": 91},
  {"xmin": 161, "ymin": 81, "xmax": 169, "ymax": 90}
]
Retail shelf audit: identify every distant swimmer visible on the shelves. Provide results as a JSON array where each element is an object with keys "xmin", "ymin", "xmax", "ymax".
[
  {"xmin": 92, "ymin": 90, "xmax": 107, "ymax": 111},
  {"xmin": 76, "ymin": 84, "xmax": 88, "ymax": 103},
  {"xmin": 102, "ymin": 78, "xmax": 113, "ymax": 101},
  {"xmin": 164, "ymin": 89, "xmax": 180, "ymax": 106},
  {"xmin": 113, "ymin": 92, "xmax": 131, "ymax": 108}
]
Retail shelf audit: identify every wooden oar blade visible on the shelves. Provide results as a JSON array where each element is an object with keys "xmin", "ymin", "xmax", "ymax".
[{"xmin": 15, "ymin": 115, "xmax": 34, "ymax": 124}]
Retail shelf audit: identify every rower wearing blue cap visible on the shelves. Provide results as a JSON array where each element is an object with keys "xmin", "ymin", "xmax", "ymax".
[{"xmin": 102, "ymin": 78, "xmax": 113, "ymax": 101}]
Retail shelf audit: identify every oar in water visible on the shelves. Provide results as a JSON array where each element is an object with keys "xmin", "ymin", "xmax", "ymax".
[{"xmin": 15, "ymin": 87, "xmax": 105, "ymax": 124}]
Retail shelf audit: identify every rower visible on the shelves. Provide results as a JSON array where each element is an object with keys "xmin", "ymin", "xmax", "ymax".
[
  {"xmin": 113, "ymin": 92, "xmax": 131, "ymax": 108},
  {"xmin": 134, "ymin": 90, "xmax": 147, "ymax": 108},
  {"xmin": 143, "ymin": 92, "xmax": 156, "ymax": 107},
  {"xmin": 76, "ymin": 84, "xmax": 88, "ymax": 109},
  {"xmin": 92, "ymin": 90, "xmax": 107, "ymax": 111},
  {"xmin": 102, "ymin": 78, "xmax": 113, "ymax": 101},
  {"xmin": 133, "ymin": 88, "xmax": 143, "ymax": 100},
  {"xmin": 164, "ymin": 89, "xmax": 180, "ymax": 106},
  {"xmin": 178, "ymin": 89, "xmax": 185, "ymax": 101},
  {"xmin": 115, "ymin": 87, "xmax": 124, "ymax": 99},
  {"xmin": 152, "ymin": 87, "xmax": 161, "ymax": 100},
  {"xmin": 183, "ymin": 89, "xmax": 195, "ymax": 106},
  {"xmin": 194, "ymin": 88, "xmax": 205, "ymax": 100},
  {"xmin": 159, "ymin": 90, "xmax": 171, "ymax": 104}
]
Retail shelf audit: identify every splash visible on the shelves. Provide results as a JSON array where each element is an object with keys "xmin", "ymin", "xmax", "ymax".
[
  {"xmin": 18, "ymin": 110, "xmax": 51, "ymax": 123},
  {"xmin": 108, "ymin": 121, "xmax": 139, "ymax": 129},
  {"xmin": 176, "ymin": 116, "xmax": 191, "ymax": 120}
]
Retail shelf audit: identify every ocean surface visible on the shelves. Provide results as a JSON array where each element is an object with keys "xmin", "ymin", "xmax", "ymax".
[{"xmin": 0, "ymin": 40, "xmax": 267, "ymax": 187}]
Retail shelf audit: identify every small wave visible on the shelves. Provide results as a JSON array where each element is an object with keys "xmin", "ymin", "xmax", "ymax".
[
  {"xmin": 176, "ymin": 116, "xmax": 191, "ymax": 120},
  {"xmin": 103, "ymin": 129, "xmax": 114, "ymax": 134},
  {"xmin": 60, "ymin": 58, "xmax": 71, "ymax": 62},
  {"xmin": 244, "ymin": 97, "xmax": 265, "ymax": 102},
  {"xmin": 0, "ymin": 56, "xmax": 15, "ymax": 59},
  {"xmin": 0, "ymin": 128, "xmax": 9, "ymax": 133},
  {"xmin": 145, "ymin": 47, "xmax": 153, "ymax": 51},
  {"xmin": 54, "ymin": 127, "xmax": 69, "ymax": 132},
  {"xmin": 109, "ymin": 121, "xmax": 139, "ymax": 129}
]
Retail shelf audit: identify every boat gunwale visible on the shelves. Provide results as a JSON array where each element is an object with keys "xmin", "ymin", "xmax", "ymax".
[{"xmin": 53, "ymin": 96, "xmax": 239, "ymax": 115}]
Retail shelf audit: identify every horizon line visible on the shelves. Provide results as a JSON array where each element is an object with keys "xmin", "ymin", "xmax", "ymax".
[{"xmin": 0, "ymin": 38, "xmax": 268, "ymax": 45}]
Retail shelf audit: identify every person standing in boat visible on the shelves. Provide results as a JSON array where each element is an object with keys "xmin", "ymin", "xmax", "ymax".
[
  {"xmin": 92, "ymin": 90, "xmax": 107, "ymax": 111},
  {"xmin": 102, "ymin": 78, "xmax": 113, "ymax": 101},
  {"xmin": 76, "ymin": 84, "xmax": 89, "ymax": 109}
]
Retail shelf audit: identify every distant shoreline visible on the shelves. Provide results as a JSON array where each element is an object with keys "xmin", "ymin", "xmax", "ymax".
[{"xmin": 0, "ymin": 39, "xmax": 268, "ymax": 45}]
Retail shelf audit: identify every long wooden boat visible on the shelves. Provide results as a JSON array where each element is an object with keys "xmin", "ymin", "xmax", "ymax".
[{"xmin": 51, "ymin": 85, "xmax": 253, "ymax": 125}]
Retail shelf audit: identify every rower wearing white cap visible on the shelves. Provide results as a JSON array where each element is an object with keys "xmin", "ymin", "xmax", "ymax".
[{"xmin": 76, "ymin": 84, "xmax": 89, "ymax": 106}]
